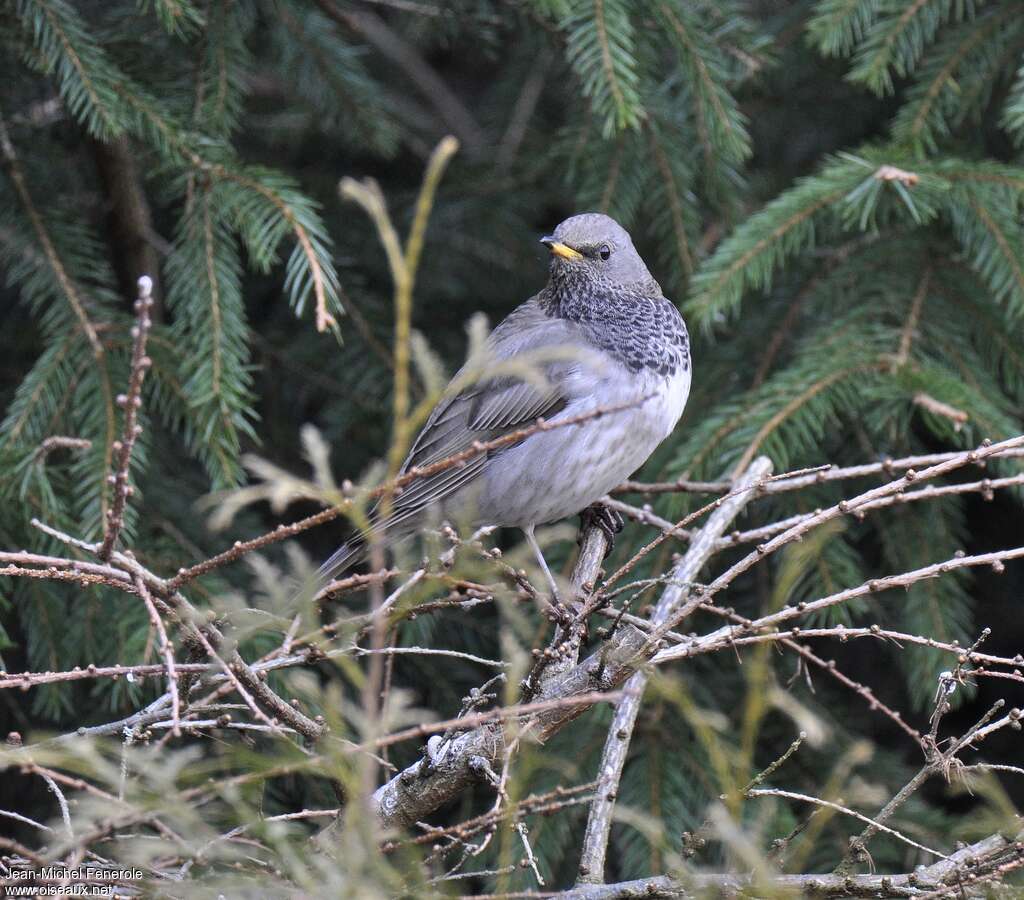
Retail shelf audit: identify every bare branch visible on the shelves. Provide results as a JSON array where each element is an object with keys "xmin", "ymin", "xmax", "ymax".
[
  {"xmin": 654, "ymin": 544, "xmax": 1024, "ymax": 666},
  {"xmin": 650, "ymin": 433, "xmax": 1024, "ymax": 652},
  {"xmin": 557, "ymin": 828, "xmax": 1023, "ymax": 899},
  {"xmin": 98, "ymin": 276, "xmax": 154, "ymax": 561},
  {"xmin": 747, "ymin": 787, "xmax": 948, "ymax": 859},
  {"xmin": 131, "ymin": 573, "xmax": 180, "ymax": 736},
  {"xmin": 615, "ymin": 444, "xmax": 1024, "ymax": 497},
  {"xmin": 35, "ymin": 436, "xmax": 92, "ymax": 459},
  {"xmin": 576, "ymin": 458, "xmax": 773, "ymax": 884}
]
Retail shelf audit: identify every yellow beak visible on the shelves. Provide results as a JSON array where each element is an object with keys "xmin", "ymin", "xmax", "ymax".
[{"xmin": 540, "ymin": 237, "xmax": 583, "ymax": 261}]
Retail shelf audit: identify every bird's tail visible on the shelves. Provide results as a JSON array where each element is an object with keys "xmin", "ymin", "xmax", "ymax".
[
  {"xmin": 293, "ymin": 515, "xmax": 416, "ymax": 605},
  {"xmin": 314, "ymin": 533, "xmax": 368, "ymax": 588},
  {"xmin": 289, "ymin": 532, "xmax": 368, "ymax": 608}
]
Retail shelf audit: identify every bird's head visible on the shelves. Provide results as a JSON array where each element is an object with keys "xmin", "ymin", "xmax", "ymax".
[{"xmin": 540, "ymin": 213, "xmax": 653, "ymax": 291}]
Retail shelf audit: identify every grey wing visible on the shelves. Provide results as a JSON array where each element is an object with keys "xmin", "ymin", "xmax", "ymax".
[
  {"xmin": 384, "ymin": 299, "xmax": 584, "ymax": 531},
  {"xmin": 311, "ymin": 299, "xmax": 590, "ymax": 586},
  {"xmin": 310, "ymin": 375, "xmax": 568, "ymax": 589}
]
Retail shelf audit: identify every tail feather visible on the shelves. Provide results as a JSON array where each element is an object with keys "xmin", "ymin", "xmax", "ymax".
[
  {"xmin": 289, "ymin": 533, "xmax": 368, "ymax": 607},
  {"xmin": 298, "ymin": 514, "xmax": 418, "ymax": 604},
  {"xmin": 315, "ymin": 533, "xmax": 367, "ymax": 588}
]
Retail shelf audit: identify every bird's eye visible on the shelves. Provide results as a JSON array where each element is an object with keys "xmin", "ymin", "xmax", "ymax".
[{"xmin": 599, "ymin": 244, "xmax": 611, "ymax": 261}]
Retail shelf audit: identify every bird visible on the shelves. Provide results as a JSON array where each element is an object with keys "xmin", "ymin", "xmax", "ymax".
[{"xmin": 315, "ymin": 213, "xmax": 691, "ymax": 600}]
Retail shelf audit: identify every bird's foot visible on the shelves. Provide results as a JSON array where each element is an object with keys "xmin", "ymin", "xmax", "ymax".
[{"xmin": 579, "ymin": 503, "xmax": 625, "ymax": 560}]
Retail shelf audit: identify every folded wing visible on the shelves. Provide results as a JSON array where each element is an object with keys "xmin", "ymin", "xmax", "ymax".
[{"xmin": 313, "ymin": 299, "xmax": 591, "ymax": 586}]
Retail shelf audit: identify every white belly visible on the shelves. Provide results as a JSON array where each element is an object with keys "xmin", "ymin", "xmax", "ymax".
[{"xmin": 468, "ymin": 363, "xmax": 690, "ymax": 528}]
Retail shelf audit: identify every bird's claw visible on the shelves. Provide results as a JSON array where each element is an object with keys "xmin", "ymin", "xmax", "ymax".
[{"xmin": 579, "ymin": 503, "xmax": 625, "ymax": 559}]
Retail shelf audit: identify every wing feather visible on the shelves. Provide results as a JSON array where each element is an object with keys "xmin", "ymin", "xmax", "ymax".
[
  {"xmin": 387, "ymin": 299, "xmax": 589, "ymax": 528},
  {"xmin": 316, "ymin": 297, "xmax": 593, "ymax": 582}
]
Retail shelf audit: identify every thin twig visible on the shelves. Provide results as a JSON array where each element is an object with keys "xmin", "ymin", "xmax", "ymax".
[
  {"xmin": 747, "ymin": 787, "xmax": 948, "ymax": 859},
  {"xmin": 132, "ymin": 572, "xmax": 180, "ymax": 736},
  {"xmin": 654, "ymin": 544, "xmax": 1024, "ymax": 665},
  {"xmin": 615, "ymin": 444, "xmax": 1024, "ymax": 497},
  {"xmin": 650, "ymin": 434, "xmax": 1024, "ymax": 650},
  {"xmin": 98, "ymin": 276, "xmax": 154, "ymax": 561},
  {"xmin": 349, "ymin": 645, "xmax": 508, "ymax": 669}
]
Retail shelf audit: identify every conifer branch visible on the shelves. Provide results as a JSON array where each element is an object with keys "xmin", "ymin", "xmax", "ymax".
[
  {"xmin": 647, "ymin": 125, "xmax": 695, "ymax": 281},
  {"xmin": 0, "ymin": 115, "xmax": 104, "ymax": 358},
  {"xmin": 897, "ymin": 9, "xmax": 1015, "ymax": 150},
  {"xmin": 731, "ymin": 364, "xmax": 873, "ymax": 476},
  {"xmin": 4, "ymin": 4, "xmax": 1024, "ymax": 891},
  {"xmin": 563, "ymin": 0, "xmax": 644, "ymax": 135},
  {"xmin": 654, "ymin": 0, "xmax": 750, "ymax": 165},
  {"xmin": 956, "ymin": 190, "xmax": 1024, "ymax": 311},
  {"xmin": 0, "ymin": 111, "xmax": 119, "ymax": 527}
]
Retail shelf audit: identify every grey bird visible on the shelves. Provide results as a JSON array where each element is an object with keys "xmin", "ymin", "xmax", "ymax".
[{"xmin": 317, "ymin": 213, "xmax": 691, "ymax": 597}]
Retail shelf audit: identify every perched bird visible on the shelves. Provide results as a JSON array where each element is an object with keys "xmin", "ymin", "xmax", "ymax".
[{"xmin": 317, "ymin": 213, "xmax": 691, "ymax": 597}]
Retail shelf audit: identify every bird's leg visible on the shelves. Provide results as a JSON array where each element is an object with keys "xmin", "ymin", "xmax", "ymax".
[
  {"xmin": 578, "ymin": 502, "xmax": 624, "ymax": 560},
  {"xmin": 523, "ymin": 524, "xmax": 561, "ymax": 606}
]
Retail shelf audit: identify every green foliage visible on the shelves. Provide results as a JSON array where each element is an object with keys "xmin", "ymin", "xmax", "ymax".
[
  {"xmin": 807, "ymin": 0, "xmax": 883, "ymax": 58},
  {"xmin": 562, "ymin": 0, "xmax": 645, "ymax": 136},
  {"xmin": 892, "ymin": 7, "xmax": 1024, "ymax": 153},
  {"xmin": 849, "ymin": 0, "xmax": 982, "ymax": 96},
  {"xmin": 164, "ymin": 199, "xmax": 257, "ymax": 488},
  {"xmin": 651, "ymin": 1, "xmax": 752, "ymax": 169},
  {"xmin": 14, "ymin": 0, "xmax": 130, "ymax": 139},
  {"xmin": 267, "ymin": 0, "xmax": 402, "ymax": 156},
  {"xmin": 1003, "ymin": 59, "xmax": 1024, "ymax": 144}
]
